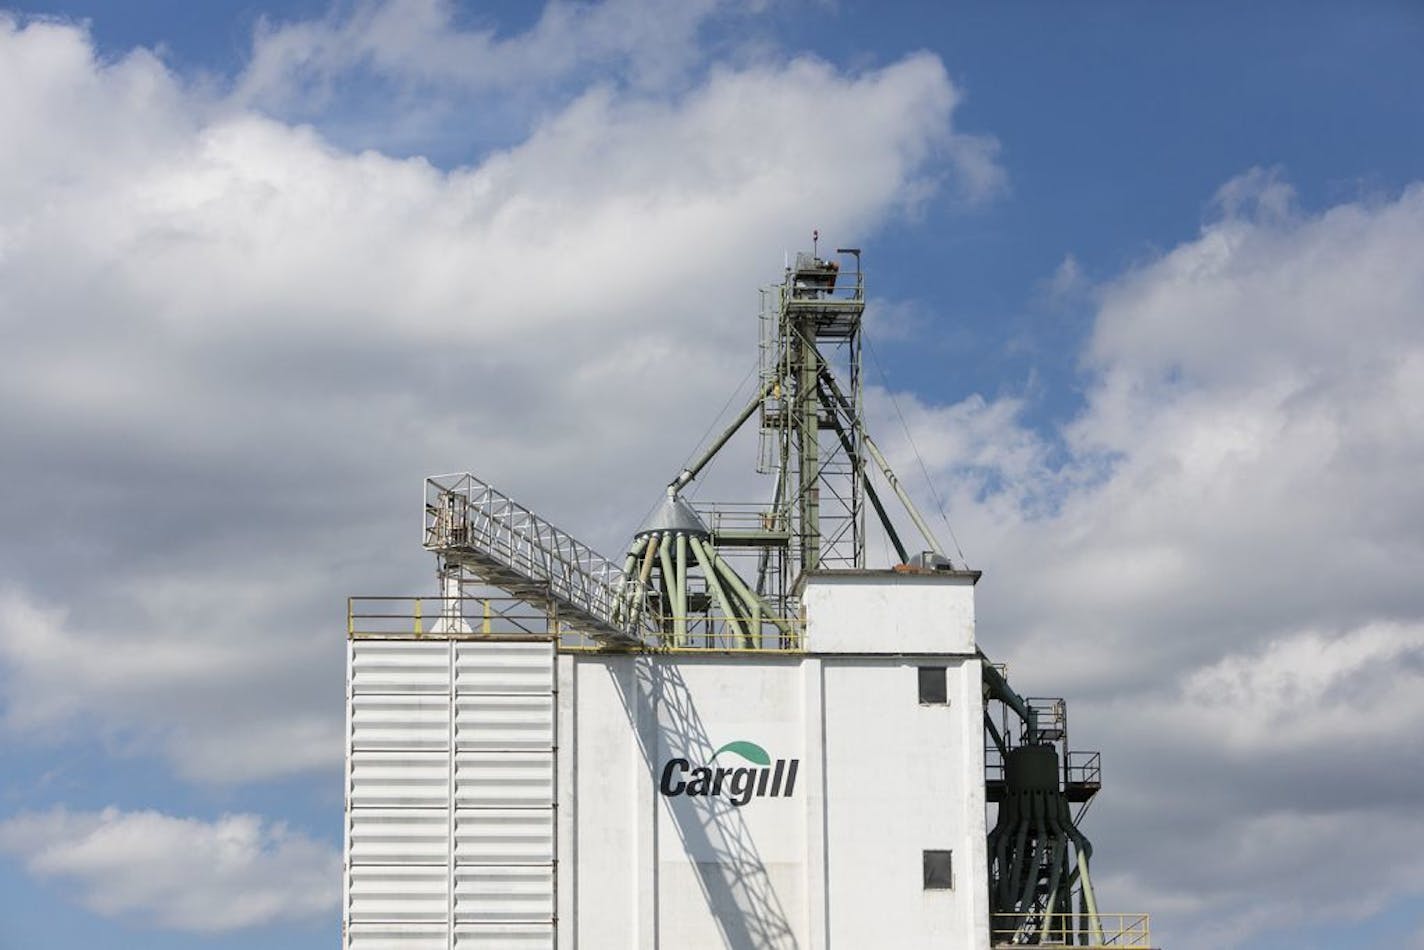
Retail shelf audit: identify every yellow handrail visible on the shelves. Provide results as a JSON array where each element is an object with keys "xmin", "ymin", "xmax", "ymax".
[
  {"xmin": 989, "ymin": 912, "xmax": 1152, "ymax": 948},
  {"xmin": 346, "ymin": 595, "xmax": 806, "ymax": 651}
]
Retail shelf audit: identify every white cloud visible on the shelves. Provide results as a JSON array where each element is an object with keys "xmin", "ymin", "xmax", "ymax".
[
  {"xmin": 238, "ymin": 0, "xmax": 730, "ymax": 106},
  {"xmin": 0, "ymin": 9, "xmax": 996, "ymax": 788},
  {"xmin": 1165, "ymin": 622, "xmax": 1424, "ymax": 752},
  {"xmin": 877, "ymin": 172, "xmax": 1424, "ymax": 946},
  {"xmin": 14, "ymin": 2, "xmax": 1421, "ymax": 944},
  {"xmin": 0, "ymin": 583, "xmax": 344, "ymax": 782},
  {"xmin": 230, "ymin": 0, "xmax": 904, "ymax": 163},
  {"xmin": 226, "ymin": 0, "xmax": 1007, "ymax": 197},
  {"xmin": 0, "ymin": 806, "xmax": 337, "ymax": 932},
  {"xmin": 1044, "ymin": 252, "xmax": 1086, "ymax": 301},
  {"xmin": 942, "ymin": 177, "xmax": 1424, "ymax": 687},
  {"xmin": 1209, "ymin": 164, "xmax": 1297, "ymax": 224},
  {"xmin": 1092, "ymin": 805, "xmax": 1424, "ymax": 948}
]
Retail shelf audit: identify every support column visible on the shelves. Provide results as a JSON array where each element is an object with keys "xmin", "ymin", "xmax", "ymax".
[{"xmin": 797, "ymin": 318, "xmax": 820, "ymax": 573}]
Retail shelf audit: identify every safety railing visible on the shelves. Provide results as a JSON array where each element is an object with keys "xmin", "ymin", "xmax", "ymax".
[
  {"xmin": 1066, "ymin": 750, "xmax": 1102, "ymax": 788},
  {"xmin": 1025, "ymin": 696, "xmax": 1068, "ymax": 742},
  {"xmin": 423, "ymin": 472, "xmax": 633, "ymax": 639},
  {"xmin": 348, "ymin": 597, "xmax": 805, "ymax": 651},
  {"xmin": 985, "ymin": 745, "xmax": 1005, "ymax": 784},
  {"xmin": 991, "ymin": 912, "xmax": 1152, "ymax": 947},
  {"xmin": 347, "ymin": 596, "xmax": 558, "ymax": 638},
  {"xmin": 643, "ymin": 613, "xmax": 804, "ymax": 652},
  {"xmin": 697, "ymin": 502, "xmax": 788, "ymax": 535},
  {"xmin": 788, "ymin": 250, "xmax": 864, "ymax": 302}
]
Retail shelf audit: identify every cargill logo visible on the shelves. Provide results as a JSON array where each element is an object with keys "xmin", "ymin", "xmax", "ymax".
[{"xmin": 659, "ymin": 741, "xmax": 799, "ymax": 807}]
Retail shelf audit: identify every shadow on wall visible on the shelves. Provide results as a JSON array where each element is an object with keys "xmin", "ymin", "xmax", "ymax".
[{"xmin": 608, "ymin": 659, "xmax": 800, "ymax": 949}]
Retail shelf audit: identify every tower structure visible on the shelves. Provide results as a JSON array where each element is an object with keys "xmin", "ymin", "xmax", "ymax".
[
  {"xmin": 342, "ymin": 244, "xmax": 1152, "ymax": 949},
  {"xmin": 758, "ymin": 245, "xmax": 866, "ymax": 574}
]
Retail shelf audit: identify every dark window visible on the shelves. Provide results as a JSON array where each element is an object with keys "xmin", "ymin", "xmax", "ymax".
[
  {"xmin": 923, "ymin": 849, "xmax": 953, "ymax": 889},
  {"xmin": 918, "ymin": 666, "xmax": 948, "ymax": 704}
]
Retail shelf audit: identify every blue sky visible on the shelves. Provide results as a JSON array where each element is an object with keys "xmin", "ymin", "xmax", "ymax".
[{"xmin": 1, "ymin": 2, "xmax": 1422, "ymax": 947}]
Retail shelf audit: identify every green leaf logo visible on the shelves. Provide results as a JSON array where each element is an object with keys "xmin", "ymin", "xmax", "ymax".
[{"xmin": 711, "ymin": 741, "xmax": 771, "ymax": 766}]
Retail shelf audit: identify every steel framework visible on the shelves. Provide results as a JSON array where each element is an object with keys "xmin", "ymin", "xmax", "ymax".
[
  {"xmin": 424, "ymin": 472, "xmax": 641, "ymax": 642},
  {"xmin": 387, "ymin": 245, "xmax": 1146, "ymax": 946}
]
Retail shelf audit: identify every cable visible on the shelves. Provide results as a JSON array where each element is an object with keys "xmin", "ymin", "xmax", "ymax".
[
  {"xmin": 864, "ymin": 337, "xmax": 969, "ymax": 566},
  {"xmin": 676, "ymin": 359, "xmax": 760, "ymax": 503}
]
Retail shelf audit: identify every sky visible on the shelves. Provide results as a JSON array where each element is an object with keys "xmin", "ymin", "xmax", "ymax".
[{"xmin": 1, "ymin": 1, "xmax": 1422, "ymax": 947}]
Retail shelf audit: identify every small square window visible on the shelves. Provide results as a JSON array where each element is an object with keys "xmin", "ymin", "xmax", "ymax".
[
  {"xmin": 918, "ymin": 667, "xmax": 948, "ymax": 704},
  {"xmin": 923, "ymin": 849, "xmax": 953, "ymax": 889}
]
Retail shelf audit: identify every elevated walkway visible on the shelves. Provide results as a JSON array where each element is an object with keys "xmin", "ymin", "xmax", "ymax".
[{"xmin": 423, "ymin": 473, "xmax": 640, "ymax": 643}]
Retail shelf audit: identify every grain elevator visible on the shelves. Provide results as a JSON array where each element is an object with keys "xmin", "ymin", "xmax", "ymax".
[{"xmin": 342, "ymin": 247, "xmax": 1151, "ymax": 948}]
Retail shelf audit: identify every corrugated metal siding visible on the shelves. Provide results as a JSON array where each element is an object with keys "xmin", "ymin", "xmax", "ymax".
[
  {"xmin": 350, "ymin": 752, "xmax": 449, "ymax": 807},
  {"xmin": 453, "ymin": 807, "xmax": 555, "ymax": 864},
  {"xmin": 348, "ymin": 865, "xmax": 449, "ymax": 921},
  {"xmin": 454, "ymin": 642, "xmax": 554, "ymax": 693},
  {"xmin": 452, "ymin": 922, "xmax": 555, "ymax": 947},
  {"xmin": 345, "ymin": 637, "xmax": 556, "ymax": 949},
  {"xmin": 351, "ymin": 640, "xmax": 453, "ymax": 692},
  {"xmin": 454, "ymin": 752, "xmax": 554, "ymax": 808},
  {"xmin": 455, "ymin": 694, "xmax": 555, "ymax": 750},
  {"xmin": 453, "ymin": 866, "xmax": 556, "ymax": 921},
  {"xmin": 351, "ymin": 694, "xmax": 451, "ymax": 749},
  {"xmin": 347, "ymin": 922, "xmax": 448, "ymax": 950},
  {"xmin": 348, "ymin": 808, "xmax": 450, "ymax": 865}
]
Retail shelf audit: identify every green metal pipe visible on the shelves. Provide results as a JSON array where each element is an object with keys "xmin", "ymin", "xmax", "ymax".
[
  {"xmin": 988, "ymin": 807, "xmax": 1010, "ymax": 912},
  {"xmin": 614, "ymin": 536, "xmax": 648, "ymax": 626},
  {"xmin": 859, "ymin": 427, "xmax": 944, "ymax": 561},
  {"xmin": 669, "ymin": 377, "xmax": 779, "ymax": 494},
  {"xmin": 690, "ymin": 535, "xmax": 745, "ymax": 645},
  {"xmin": 984, "ymin": 711, "xmax": 1008, "ymax": 758},
  {"xmin": 1007, "ymin": 798, "xmax": 1031, "ymax": 918},
  {"xmin": 817, "ymin": 359, "xmax": 947, "ymax": 560},
  {"xmin": 675, "ymin": 532, "xmax": 688, "ymax": 646},
  {"xmin": 715, "ymin": 558, "xmax": 761, "ymax": 649},
  {"xmin": 1063, "ymin": 817, "xmax": 1101, "ymax": 944},
  {"xmin": 797, "ymin": 320, "xmax": 821, "ymax": 573},
  {"xmin": 1015, "ymin": 793, "xmax": 1048, "ymax": 930},
  {"xmin": 657, "ymin": 532, "xmax": 676, "ymax": 642},
  {"xmin": 982, "ymin": 658, "xmax": 1037, "ymax": 743},
  {"xmin": 627, "ymin": 532, "xmax": 660, "ymax": 630},
  {"xmin": 706, "ymin": 542, "xmax": 793, "ymax": 642},
  {"xmin": 1077, "ymin": 849, "xmax": 1103, "ymax": 945},
  {"xmin": 991, "ymin": 789, "xmax": 1019, "ymax": 911},
  {"xmin": 1043, "ymin": 797, "xmax": 1067, "ymax": 939},
  {"xmin": 1078, "ymin": 877, "xmax": 1089, "ymax": 946}
]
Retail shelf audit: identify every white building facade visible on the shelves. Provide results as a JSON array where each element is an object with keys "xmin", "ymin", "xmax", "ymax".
[{"xmin": 344, "ymin": 569, "xmax": 988, "ymax": 949}]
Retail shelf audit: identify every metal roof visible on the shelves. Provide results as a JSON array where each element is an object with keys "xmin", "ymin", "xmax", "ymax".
[{"xmin": 635, "ymin": 491, "xmax": 710, "ymax": 538}]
